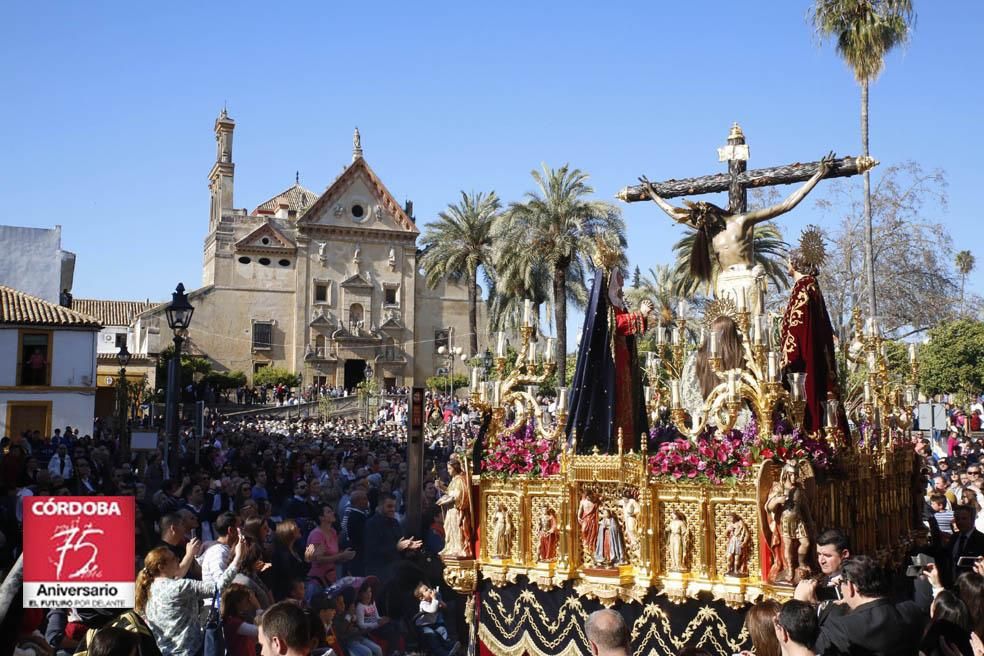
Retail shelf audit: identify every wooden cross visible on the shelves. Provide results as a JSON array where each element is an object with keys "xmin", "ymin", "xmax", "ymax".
[{"xmin": 617, "ymin": 123, "xmax": 874, "ymax": 212}]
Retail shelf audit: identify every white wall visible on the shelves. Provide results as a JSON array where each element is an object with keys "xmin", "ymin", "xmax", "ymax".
[
  {"xmin": 0, "ymin": 392, "xmax": 95, "ymax": 438},
  {"xmin": 0, "ymin": 225, "xmax": 68, "ymax": 303},
  {"xmin": 52, "ymin": 331, "xmax": 98, "ymax": 386},
  {"xmin": 95, "ymin": 327, "xmax": 130, "ymax": 355},
  {"xmin": 0, "ymin": 330, "xmax": 17, "ymax": 386}
]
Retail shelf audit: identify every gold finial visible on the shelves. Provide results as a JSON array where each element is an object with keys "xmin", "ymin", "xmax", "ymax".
[
  {"xmin": 617, "ymin": 427, "xmax": 624, "ymax": 455},
  {"xmin": 728, "ymin": 122, "xmax": 744, "ymax": 142},
  {"xmin": 856, "ymin": 155, "xmax": 878, "ymax": 173},
  {"xmin": 640, "ymin": 432, "xmax": 647, "ymax": 455}
]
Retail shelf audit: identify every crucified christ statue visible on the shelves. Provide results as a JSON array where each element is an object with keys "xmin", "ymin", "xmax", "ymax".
[{"xmin": 639, "ymin": 152, "xmax": 836, "ymax": 283}]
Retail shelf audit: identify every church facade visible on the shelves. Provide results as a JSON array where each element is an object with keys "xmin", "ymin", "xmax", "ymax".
[{"xmin": 136, "ymin": 111, "xmax": 485, "ymax": 390}]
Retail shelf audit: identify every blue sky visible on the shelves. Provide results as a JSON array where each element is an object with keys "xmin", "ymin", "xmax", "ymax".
[{"xmin": 2, "ymin": 1, "xmax": 981, "ymax": 333}]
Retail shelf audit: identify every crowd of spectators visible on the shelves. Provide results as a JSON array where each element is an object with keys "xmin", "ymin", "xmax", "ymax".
[{"xmin": 1, "ymin": 392, "xmax": 472, "ymax": 656}]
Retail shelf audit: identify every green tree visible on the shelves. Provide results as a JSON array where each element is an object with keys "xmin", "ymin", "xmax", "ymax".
[
  {"xmin": 496, "ymin": 164, "xmax": 624, "ymax": 378},
  {"xmin": 811, "ymin": 0, "xmax": 915, "ymax": 321},
  {"xmin": 956, "ymin": 250, "xmax": 976, "ymax": 303},
  {"xmin": 205, "ymin": 370, "xmax": 247, "ymax": 391},
  {"xmin": 631, "ymin": 266, "xmax": 641, "ymax": 288},
  {"xmin": 252, "ymin": 367, "xmax": 301, "ymax": 388},
  {"xmin": 419, "ymin": 191, "xmax": 501, "ymax": 356},
  {"xmin": 155, "ymin": 346, "xmax": 212, "ymax": 392},
  {"xmin": 425, "ymin": 373, "xmax": 470, "ymax": 392},
  {"xmin": 669, "ymin": 223, "xmax": 789, "ymax": 298},
  {"xmin": 917, "ymin": 320, "xmax": 984, "ymax": 398}
]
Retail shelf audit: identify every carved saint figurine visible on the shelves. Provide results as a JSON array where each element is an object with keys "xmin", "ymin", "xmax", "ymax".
[
  {"xmin": 764, "ymin": 463, "xmax": 815, "ymax": 583},
  {"xmin": 437, "ymin": 458, "xmax": 472, "ymax": 559},
  {"xmin": 725, "ymin": 512, "xmax": 751, "ymax": 577},
  {"xmin": 537, "ymin": 506, "xmax": 559, "ymax": 562},
  {"xmin": 593, "ymin": 507, "xmax": 625, "ymax": 567},
  {"xmin": 489, "ymin": 502, "xmax": 513, "ymax": 560},
  {"xmin": 667, "ymin": 511, "xmax": 689, "ymax": 572},
  {"xmin": 619, "ymin": 489, "xmax": 641, "ymax": 553},
  {"xmin": 577, "ymin": 491, "xmax": 599, "ymax": 557}
]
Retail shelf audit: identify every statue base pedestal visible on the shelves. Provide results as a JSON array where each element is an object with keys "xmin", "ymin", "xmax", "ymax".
[{"xmin": 715, "ymin": 265, "xmax": 763, "ymax": 306}]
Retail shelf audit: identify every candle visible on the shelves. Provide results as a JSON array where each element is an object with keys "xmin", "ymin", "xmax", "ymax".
[
  {"xmin": 759, "ymin": 315, "xmax": 771, "ymax": 349},
  {"xmin": 492, "ymin": 381, "xmax": 502, "ymax": 407},
  {"xmin": 670, "ymin": 380, "xmax": 681, "ymax": 408},
  {"xmin": 496, "ymin": 331, "xmax": 506, "ymax": 357},
  {"xmin": 523, "ymin": 299, "xmax": 533, "ymax": 327},
  {"xmin": 709, "ymin": 330, "xmax": 719, "ymax": 357},
  {"xmin": 479, "ymin": 382, "xmax": 488, "ymax": 403},
  {"xmin": 471, "ymin": 367, "xmax": 480, "ymax": 390},
  {"xmin": 545, "ymin": 338, "xmax": 555, "ymax": 362},
  {"xmin": 767, "ymin": 352, "xmax": 778, "ymax": 381},
  {"xmin": 826, "ymin": 399, "xmax": 839, "ymax": 427},
  {"xmin": 677, "ymin": 300, "xmax": 687, "ymax": 321},
  {"xmin": 737, "ymin": 287, "xmax": 747, "ymax": 311},
  {"xmin": 863, "ymin": 381, "xmax": 872, "ymax": 403},
  {"xmin": 788, "ymin": 373, "xmax": 803, "ymax": 401},
  {"xmin": 751, "ymin": 317, "xmax": 761, "ymax": 345},
  {"xmin": 727, "ymin": 371, "xmax": 737, "ymax": 402},
  {"xmin": 528, "ymin": 341, "xmax": 537, "ymax": 365},
  {"xmin": 656, "ymin": 326, "xmax": 664, "ymax": 346},
  {"xmin": 672, "ymin": 327, "xmax": 681, "ymax": 345},
  {"xmin": 557, "ymin": 387, "xmax": 568, "ymax": 414},
  {"xmin": 867, "ymin": 351, "xmax": 877, "ymax": 370},
  {"xmin": 908, "ymin": 343, "xmax": 917, "ymax": 364},
  {"xmin": 644, "ymin": 386, "xmax": 653, "ymax": 404}
]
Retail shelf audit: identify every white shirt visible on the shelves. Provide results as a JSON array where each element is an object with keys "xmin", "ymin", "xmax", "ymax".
[
  {"xmin": 47, "ymin": 453, "xmax": 73, "ymax": 479},
  {"xmin": 200, "ymin": 542, "xmax": 231, "ymax": 601}
]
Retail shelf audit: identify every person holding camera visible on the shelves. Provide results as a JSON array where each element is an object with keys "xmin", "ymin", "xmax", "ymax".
[{"xmin": 795, "ymin": 555, "xmax": 930, "ymax": 655}]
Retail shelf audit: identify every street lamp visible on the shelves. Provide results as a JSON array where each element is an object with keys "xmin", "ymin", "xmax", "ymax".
[
  {"xmin": 164, "ymin": 283, "xmax": 194, "ymax": 475},
  {"xmin": 116, "ymin": 343, "xmax": 131, "ymax": 456},
  {"xmin": 363, "ymin": 363, "xmax": 374, "ymax": 423}
]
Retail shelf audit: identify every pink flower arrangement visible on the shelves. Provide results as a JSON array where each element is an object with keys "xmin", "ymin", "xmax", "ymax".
[
  {"xmin": 481, "ymin": 419, "xmax": 561, "ymax": 478},
  {"xmin": 647, "ymin": 431, "xmax": 754, "ymax": 485}
]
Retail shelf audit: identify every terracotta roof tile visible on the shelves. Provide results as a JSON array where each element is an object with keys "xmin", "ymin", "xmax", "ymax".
[
  {"xmin": 254, "ymin": 183, "xmax": 319, "ymax": 215},
  {"xmin": 0, "ymin": 286, "xmax": 102, "ymax": 328},
  {"xmin": 72, "ymin": 299, "xmax": 158, "ymax": 327}
]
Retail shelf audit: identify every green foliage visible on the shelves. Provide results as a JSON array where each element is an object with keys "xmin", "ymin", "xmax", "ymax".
[
  {"xmin": 425, "ymin": 373, "xmax": 470, "ymax": 392},
  {"xmin": 252, "ymin": 367, "xmax": 301, "ymax": 388},
  {"xmin": 810, "ymin": 0, "xmax": 914, "ymax": 84},
  {"xmin": 155, "ymin": 346, "xmax": 212, "ymax": 391},
  {"xmin": 917, "ymin": 320, "xmax": 984, "ymax": 397},
  {"xmin": 206, "ymin": 370, "xmax": 247, "ymax": 390}
]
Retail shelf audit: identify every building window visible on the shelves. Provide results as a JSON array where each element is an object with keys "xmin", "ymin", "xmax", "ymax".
[
  {"xmin": 279, "ymin": 259, "xmax": 291, "ymax": 267},
  {"xmin": 252, "ymin": 322, "xmax": 273, "ymax": 351},
  {"xmin": 352, "ymin": 204, "xmax": 364, "ymax": 218},
  {"xmin": 19, "ymin": 331, "xmax": 51, "ymax": 386},
  {"xmin": 115, "ymin": 333, "xmax": 127, "ymax": 349},
  {"xmin": 238, "ymin": 256, "xmax": 251, "ymax": 264},
  {"xmin": 435, "ymin": 329, "xmax": 449, "ymax": 352},
  {"xmin": 384, "ymin": 286, "xmax": 398, "ymax": 306},
  {"xmin": 315, "ymin": 283, "xmax": 329, "ymax": 304},
  {"xmin": 258, "ymin": 257, "xmax": 271, "ymax": 266},
  {"xmin": 253, "ymin": 362, "xmax": 269, "ymax": 374}
]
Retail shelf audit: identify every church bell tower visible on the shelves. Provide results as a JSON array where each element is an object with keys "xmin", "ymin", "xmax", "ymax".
[{"xmin": 208, "ymin": 108, "xmax": 235, "ymax": 228}]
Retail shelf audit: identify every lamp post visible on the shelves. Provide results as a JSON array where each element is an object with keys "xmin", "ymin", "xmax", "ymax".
[
  {"xmin": 116, "ymin": 343, "xmax": 131, "ymax": 457},
  {"xmin": 164, "ymin": 283, "xmax": 194, "ymax": 476},
  {"xmin": 364, "ymin": 363, "xmax": 374, "ymax": 423}
]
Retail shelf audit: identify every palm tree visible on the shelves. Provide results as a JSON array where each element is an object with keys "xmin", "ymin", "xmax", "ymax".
[
  {"xmin": 419, "ymin": 191, "xmax": 501, "ymax": 356},
  {"xmin": 811, "ymin": 0, "xmax": 915, "ymax": 320},
  {"xmin": 955, "ymin": 250, "xmax": 976, "ymax": 303},
  {"xmin": 496, "ymin": 164, "xmax": 624, "ymax": 378},
  {"xmin": 625, "ymin": 264, "xmax": 675, "ymax": 318},
  {"xmin": 669, "ymin": 222, "xmax": 790, "ymax": 299}
]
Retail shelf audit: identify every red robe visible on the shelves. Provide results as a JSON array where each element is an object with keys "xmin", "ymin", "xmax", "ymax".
[
  {"xmin": 779, "ymin": 275, "xmax": 842, "ymax": 435},
  {"xmin": 613, "ymin": 306, "xmax": 648, "ymax": 452}
]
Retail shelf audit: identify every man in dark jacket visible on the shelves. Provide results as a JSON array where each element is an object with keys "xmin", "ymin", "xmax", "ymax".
[
  {"xmin": 341, "ymin": 489, "xmax": 369, "ymax": 576},
  {"xmin": 363, "ymin": 494, "xmax": 421, "ymax": 584},
  {"xmin": 811, "ymin": 555, "xmax": 930, "ymax": 656},
  {"xmin": 947, "ymin": 504, "xmax": 984, "ymax": 584}
]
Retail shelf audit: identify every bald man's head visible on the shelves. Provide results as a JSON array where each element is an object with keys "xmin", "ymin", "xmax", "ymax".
[{"xmin": 585, "ymin": 609, "xmax": 629, "ymax": 655}]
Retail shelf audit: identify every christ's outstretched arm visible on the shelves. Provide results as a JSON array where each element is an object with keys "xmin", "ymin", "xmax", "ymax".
[
  {"xmin": 742, "ymin": 152, "xmax": 835, "ymax": 226},
  {"xmin": 639, "ymin": 176, "xmax": 694, "ymax": 226}
]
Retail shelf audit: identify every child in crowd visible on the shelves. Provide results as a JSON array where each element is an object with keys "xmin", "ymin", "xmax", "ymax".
[
  {"xmin": 221, "ymin": 584, "xmax": 261, "ymax": 656},
  {"xmin": 338, "ymin": 587, "xmax": 382, "ymax": 656},
  {"xmin": 288, "ymin": 577, "xmax": 308, "ymax": 606},
  {"xmin": 414, "ymin": 582, "xmax": 461, "ymax": 656},
  {"xmin": 355, "ymin": 580, "xmax": 400, "ymax": 654},
  {"xmin": 311, "ymin": 593, "xmax": 344, "ymax": 656}
]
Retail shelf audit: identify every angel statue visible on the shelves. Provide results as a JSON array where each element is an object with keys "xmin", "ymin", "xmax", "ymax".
[
  {"xmin": 667, "ymin": 511, "xmax": 690, "ymax": 572},
  {"xmin": 437, "ymin": 457, "xmax": 472, "ymax": 559},
  {"xmin": 619, "ymin": 488, "xmax": 642, "ymax": 554},
  {"xmin": 490, "ymin": 502, "xmax": 514, "ymax": 560},
  {"xmin": 763, "ymin": 462, "xmax": 815, "ymax": 583},
  {"xmin": 594, "ymin": 506, "xmax": 626, "ymax": 567}
]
